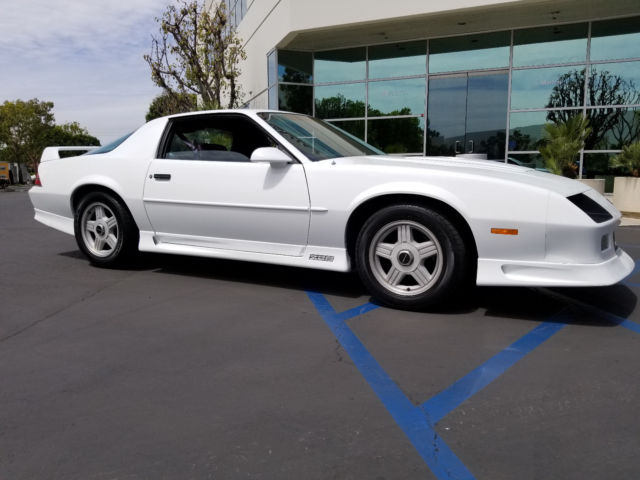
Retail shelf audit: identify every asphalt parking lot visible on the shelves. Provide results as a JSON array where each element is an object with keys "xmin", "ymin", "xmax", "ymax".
[{"xmin": 1, "ymin": 190, "xmax": 640, "ymax": 480}]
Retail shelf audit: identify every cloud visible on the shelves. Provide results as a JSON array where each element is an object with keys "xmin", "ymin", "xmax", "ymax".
[
  {"xmin": 0, "ymin": 0, "xmax": 170, "ymax": 144},
  {"xmin": 1, "ymin": 0, "xmax": 163, "ymax": 61}
]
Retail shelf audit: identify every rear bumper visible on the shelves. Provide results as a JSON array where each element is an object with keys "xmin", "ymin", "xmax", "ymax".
[
  {"xmin": 33, "ymin": 208, "xmax": 74, "ymax": 235},
  {"xmin": 477, "ymin": 247, "xmax": 635, "ymax": 287}
]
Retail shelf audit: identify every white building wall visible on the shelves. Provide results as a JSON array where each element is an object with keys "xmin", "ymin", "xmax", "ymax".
[
  {"xmin": 228, "ymin": 0, "xmax": 640, "ymax": 108},
  {"xmin": 235, "ymin": 0, "xmax": 527, "ymax": 107}
]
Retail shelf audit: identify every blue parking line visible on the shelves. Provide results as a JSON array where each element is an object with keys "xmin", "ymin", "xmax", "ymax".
[
  {"xmin": 421, "ymin": 317, "xmax": 568, "ymax": 424},
  {"xmin": 577, "ymin": 303, "xmax": 640, "ymax": 334},
  {"xmin": 306, "ymin": 292, "xmax": 568, "ymax": 479},
  {"xmin": 307, "ymin": 292, "xmax": 474, "ymax": 479}
]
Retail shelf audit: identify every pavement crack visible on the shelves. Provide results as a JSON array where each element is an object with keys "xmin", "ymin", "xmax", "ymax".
[
  {"xmin": 334, "ymin": 339, "xmax": 344, "ymax": 362},
  {"xmin": 0, "ymin": 276, "xmax": 130, "ymax": 344}
]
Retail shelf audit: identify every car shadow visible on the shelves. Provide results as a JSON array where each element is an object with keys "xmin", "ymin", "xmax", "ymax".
[{"xmin": 59, "ymin": 249, "xmax": 638, "ymax": 327}]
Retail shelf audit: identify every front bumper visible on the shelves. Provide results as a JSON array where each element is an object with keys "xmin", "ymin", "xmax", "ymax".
[{"xmin": 476, "ymin": 247, "xmax": 635, "ymax": 287}]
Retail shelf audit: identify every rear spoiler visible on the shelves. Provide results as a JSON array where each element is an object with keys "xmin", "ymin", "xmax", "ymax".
[{"xmin": 40, "ymin": 146, "xmax": 98, "ymax": 162}]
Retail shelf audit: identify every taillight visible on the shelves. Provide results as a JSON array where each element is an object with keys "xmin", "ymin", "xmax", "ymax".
[{"xmin": 34, "ymin": 171, "xmax": 42, "ymax": 186}]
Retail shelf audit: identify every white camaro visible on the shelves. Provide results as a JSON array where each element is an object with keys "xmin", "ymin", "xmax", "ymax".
[{"xmin": 29, "ymin": 110, "xmax": 634, "ymax": 309}]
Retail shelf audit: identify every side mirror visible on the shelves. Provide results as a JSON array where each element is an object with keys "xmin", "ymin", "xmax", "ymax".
[{"xmin": 250, "ymin": 147, "xmax": 291, "ymax": 166}]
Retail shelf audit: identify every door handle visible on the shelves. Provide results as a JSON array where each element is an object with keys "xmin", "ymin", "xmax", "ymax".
[
  {"xmin": 153, "ymin": 173, "xmax": 171, "ymax": 181},
  {"xmin": 454, "ymin": 140, "xmax": 461, "ymax": 154},
  {"xmin": 468, "ymin": 140, "xmax": 474, "ymax": 153}
]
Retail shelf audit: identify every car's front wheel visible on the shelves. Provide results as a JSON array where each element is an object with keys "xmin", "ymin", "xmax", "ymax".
[
  {"xmin": 74, "ymin": 192, "xmax": 138, "ymax": 267},
  {"xmin": 355, "ymin": 204, "xmax": 472, "ymax": 309}
]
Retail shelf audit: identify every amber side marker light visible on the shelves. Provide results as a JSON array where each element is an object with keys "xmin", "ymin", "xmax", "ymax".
[{"xmin": 491, "ymin": 228, "xmax": 518, "ymax": 235}]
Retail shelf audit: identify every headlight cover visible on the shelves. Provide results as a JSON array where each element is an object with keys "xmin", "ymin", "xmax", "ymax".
[{"xmin": 567, "ymin": 193, "xmax": 613, "ymax": 224}]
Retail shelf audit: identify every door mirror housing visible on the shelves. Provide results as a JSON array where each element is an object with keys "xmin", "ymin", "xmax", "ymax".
[{"xmin": 250, "ymin": 147, "xmax": 291, "ymax": 165}]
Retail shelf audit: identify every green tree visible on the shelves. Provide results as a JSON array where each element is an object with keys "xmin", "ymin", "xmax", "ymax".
[
  {"xmin": 46, "ymin": 122, "xmax": 100, "ymax": 147},
  {"xmin": 315, "ymin": 94, "xmax": 365, "ymax": 119},
  {"xmin": 146, "ymin": 91, "xmax": 197, "ymax": 121},
  {"xmin": 144, "ymin": 0, "xmax": 246, "ymax": 110},
  {"xmin": 0, "ymin": 99, "xmax": 55, "ymax": 172},
  {"xmin": 0, "ymin": 100, "xmax": 100, "ymax": 172},
  {"xmin": 539, "ymin": 114, "xmax": 591, "ymax": 178}
]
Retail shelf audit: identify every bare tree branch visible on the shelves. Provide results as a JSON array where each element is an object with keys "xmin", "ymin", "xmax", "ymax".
[{"xmin": 144, "ymin": 0, "xmax": 246, "ymax": 112}]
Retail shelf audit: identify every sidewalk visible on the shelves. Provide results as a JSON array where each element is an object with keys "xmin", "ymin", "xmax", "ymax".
[{"xmin": 621, "ymin": 216, "xmax": 640, "ymax": 227}]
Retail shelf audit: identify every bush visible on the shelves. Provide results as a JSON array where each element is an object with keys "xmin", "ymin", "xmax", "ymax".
[
  {"xmin": 612, "ymin": 142, "xmax": 640, "ymax": 177},
  {"xmin": 539, "ymin": 115, "xmax": 591, "ymax": 178}
]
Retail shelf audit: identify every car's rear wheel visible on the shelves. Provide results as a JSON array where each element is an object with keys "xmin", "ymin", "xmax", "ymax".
[
  {"xmin": 74, "ymin": 192, "xmax": 138, "ymax": 267},
  {"xmin": 355, "ymin": 204, "xmax": 471, "ymax": 309}
]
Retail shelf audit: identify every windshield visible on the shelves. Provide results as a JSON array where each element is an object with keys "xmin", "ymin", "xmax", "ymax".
[
  {"xmin": 85, "ymin": 131, "xmax": 134, "ymax": 155},
  {"xmin": 258, "ymin": 112, "xmax": 383, "ymax": 160}
]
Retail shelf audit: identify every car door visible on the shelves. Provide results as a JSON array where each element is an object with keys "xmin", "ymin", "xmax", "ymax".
[{"xmin": 143, "ymin": 113, "xmax": 310, "ymax": 256}]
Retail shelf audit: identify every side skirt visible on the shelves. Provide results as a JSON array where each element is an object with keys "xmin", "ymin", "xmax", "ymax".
[{"xmin": 137, "ymin": 231, "xmax": 351, "ymax": 272}]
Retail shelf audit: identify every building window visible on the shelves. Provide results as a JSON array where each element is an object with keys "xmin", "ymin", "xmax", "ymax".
[
  {"xmin": 224, "ymin": 0, "xmax": 249, "ymax": 31},
  {"xmin": 429, "ymin": 31, "xmax": 510, "ymax": 74},
  {"xmin": 513, "ymin": 24, "xmax": 587, "ymax": 67},
  {"xmin": 315, "ymin": 83, "xmax": 366, "ymax": 119},
  {"xmin": 314, "ymin": 47, "xmax": 366, "ymax": 83},
  {"xmin": 368, "ymin": 41, "xmax": 426, "ymax": 79},
  {"xmin": 267, "ymin": 50, "xmax": 277, "ymax": 109},
  {"xmin": 278, "ymin": 50, "xmax": 313, "ymax": 84},
  {"xmin": 267, "ymin": 15, "xmax": 640, "ymax": 172},
  {"xmin": 590, "ymin": 17, "xmax": 640, "ymax": 62}
]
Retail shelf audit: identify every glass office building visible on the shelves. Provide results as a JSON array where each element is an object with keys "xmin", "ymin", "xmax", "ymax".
[{"xmin": 265, "ymin": 16, "xmax": 640, "ymax": 180}]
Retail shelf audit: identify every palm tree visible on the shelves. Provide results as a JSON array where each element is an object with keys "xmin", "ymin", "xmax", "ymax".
[{"xmin": 539, "ymin": 115, "xmax": 591, "ymax": 178}]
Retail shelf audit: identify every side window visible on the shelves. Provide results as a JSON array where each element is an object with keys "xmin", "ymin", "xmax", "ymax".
[{"xmin": 163, "ymin": 115, "xmax": 278, "ymax": 162}]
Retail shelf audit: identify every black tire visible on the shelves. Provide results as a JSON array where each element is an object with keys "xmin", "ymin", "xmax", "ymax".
[
  {"xmin": 74, "ymin": 191, "xmax": 139, "ymax": 267},
  {"xmin": 355, "ymin": 204, "xmax": 472, "ymax": 310}
]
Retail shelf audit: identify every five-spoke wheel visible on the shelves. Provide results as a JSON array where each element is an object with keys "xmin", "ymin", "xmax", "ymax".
[
  {"xmin": 369, "ymin": 220, "xmax": 444, "ymax": 296},
  {"xmin": 80, "ymin": 202, "xmax": 120, "ymax": 258},
  {"xmin": 356, "ymin": 204, "xmax": 472, "ymax": 309},
  {"xmin": 74, "ymin": 192, "xmax": 139, "ymax": 267}
]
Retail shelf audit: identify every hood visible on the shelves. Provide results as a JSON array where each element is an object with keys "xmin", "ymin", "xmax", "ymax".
[{"xmin": 332, "ymin": 155, "xmax": 590, "ymax": 198}]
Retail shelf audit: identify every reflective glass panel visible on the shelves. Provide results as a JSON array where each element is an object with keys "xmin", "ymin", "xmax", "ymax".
[
  {"xmin": 314, "ymin": 47, "xmax": 366, "ymax": 83},
  {"xmin": 505, "ymin": 153, "xmax": 547, "ymax": 170},
  {"xmin": 278, "ymin": 50, "xmax": 313, "ymax": 84},
  {"xmin": 268, "ymin": 85, "xmax": 277, "ymax": 110},
  {"xmin": 315, "ymin": 83, "xmax": 366, "ymax": 119},
  {"xmin": 278, "ymin": 84, "xmax": 312, "ymax": 115},
  {"xmin": 589, "ymin": 62, "xmax": 640, "ymax": 106},
  {"xmin": 427, "ymin": 75, "xmax": 467, "ymax": 155},
  {"xmin": 466, "ymin": 73, "xmax": 508, "ymax": 160},
  {"xmin": 429, "ymin": 31, "xmax": 509, "ymax": 73},
  {"xmin": 327, "ymin": 120, "xmax": 365, "ymax": 141},
  {"xmin": 511, "ymin": 66, "xmax": 585, "ymax": 110},
  {"xmin": 513, "ymin": 24, "xmax": 587, "ymax": 67},
  {"xmin": 586, "ymin": 107, "xmax": 640, "ymax": 150},
  {"xmin": 582, "ymin": 153, "xmax": 618, "ymax": 187},
  {"xmin": 267, "ymin": 51, "xmax": 277, "ymax": 87},
  {"xmin": 591, "ymin": 17, "xmax": 640, "ymax": 62},
  {"xmin": 368, "ymin": 117, "xmax": 425, "ymax": 154},
  {"xmin": 368, "ymin": 41, "xmax": 426, "ymax": 79},
  {"xmin": 368, "ymin": 78, "xmax": 426, "ymax": 116},
  {"xmin": 509, "ymin": 110, "xmax": 581, "ymax": 151}
]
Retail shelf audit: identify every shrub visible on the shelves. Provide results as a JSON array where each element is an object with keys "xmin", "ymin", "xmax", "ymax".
[
  {"xmin": 612, "ymin": 142, "xmax": 640, "ymax": 177},
  {"xmin": 539, "ymin": 115, "xmax": 591, "ymax": 178}
]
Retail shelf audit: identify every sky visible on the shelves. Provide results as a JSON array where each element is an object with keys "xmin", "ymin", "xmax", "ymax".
[{"xmin": 0, "ymin": 0, "xmax": 169, "ymax": 144}]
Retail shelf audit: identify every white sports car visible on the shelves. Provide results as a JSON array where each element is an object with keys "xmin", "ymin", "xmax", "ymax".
[{"xmin": 29, "ymin": 110, "xmax": 634, "ymax": 309}]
